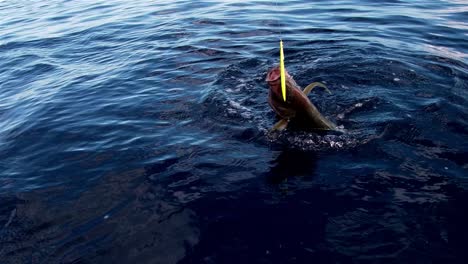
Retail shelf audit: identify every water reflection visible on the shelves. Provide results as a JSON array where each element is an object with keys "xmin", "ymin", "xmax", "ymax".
[{"xmin": 424, "ymin": 43, "xmax": 467, "ymax": 60}]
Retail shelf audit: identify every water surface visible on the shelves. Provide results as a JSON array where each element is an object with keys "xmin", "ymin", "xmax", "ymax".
[{"xmin": 0, "ymin": 0, "xmax": 467, "ymax": 263}]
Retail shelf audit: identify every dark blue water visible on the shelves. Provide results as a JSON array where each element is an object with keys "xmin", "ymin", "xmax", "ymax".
[{"xmin": 1, "ymin": 0, "xmax": 467, "ymax": 263}]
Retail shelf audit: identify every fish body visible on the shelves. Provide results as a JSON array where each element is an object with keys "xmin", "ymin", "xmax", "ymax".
[{"xmin": 266, "ymin": 66, "xmax": 335, "ymax": 131}]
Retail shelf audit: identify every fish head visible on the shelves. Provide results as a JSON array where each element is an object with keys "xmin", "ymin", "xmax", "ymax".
[
  {"xmin": 266, "ymin": 66, "xmax": 281, "ymax": 83},
  {"xmin": 266, "ymin": 66, "xmax": 291, "ymax": 97},
  {"xmin": 266, "ymin": 65, "xmax": 290, "ymax": 83}
]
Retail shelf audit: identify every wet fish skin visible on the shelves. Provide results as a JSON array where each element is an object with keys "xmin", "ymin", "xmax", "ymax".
[{"xmin": 266, "ymin": 66, "xmax": 336, "ymax": 131}]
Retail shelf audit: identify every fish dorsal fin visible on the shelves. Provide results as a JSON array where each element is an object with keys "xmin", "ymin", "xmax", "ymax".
[{"xmin": 302, "ymin": 82, "xmax": 331, "ymax": 96}]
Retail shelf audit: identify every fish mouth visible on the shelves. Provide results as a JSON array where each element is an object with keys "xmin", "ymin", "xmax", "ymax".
[
  {"xmin": 266, "ymin": 66, "xmax": 281, "ymax": 82},
  {"xmin": 266, "ymin": 66, "xmax": 289, "ymax": 83}
]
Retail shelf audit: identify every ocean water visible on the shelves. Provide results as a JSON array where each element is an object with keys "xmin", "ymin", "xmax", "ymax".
[{"xmin": 0, "ymin": 0, "xmax": 467, "ymax": 263}]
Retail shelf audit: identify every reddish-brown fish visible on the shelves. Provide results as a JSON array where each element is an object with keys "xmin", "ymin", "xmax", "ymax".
[{"xmin": 266, "ymin": 66, "xmax": 335, "ymax": 131}]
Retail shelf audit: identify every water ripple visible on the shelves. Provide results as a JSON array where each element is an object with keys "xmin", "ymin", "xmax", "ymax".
[{"xmin": 0, "ymin": 0, "xmax": 467, "ymax": 262}]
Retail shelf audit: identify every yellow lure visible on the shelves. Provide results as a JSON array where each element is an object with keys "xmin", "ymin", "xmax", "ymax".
[{"xmin": 279, "ymin": 39, "xmax": 286, "ymax": 101}]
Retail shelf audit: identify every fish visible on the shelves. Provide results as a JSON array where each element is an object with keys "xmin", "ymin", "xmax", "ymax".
[{"xmin": 266, "ymin": 66, "xmax": 336, "ymax": 131}]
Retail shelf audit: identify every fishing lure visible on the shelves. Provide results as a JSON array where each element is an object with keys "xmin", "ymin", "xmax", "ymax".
[{"xmin": 280, "ymin": 39, "xmax": 286, "ymax": 101}]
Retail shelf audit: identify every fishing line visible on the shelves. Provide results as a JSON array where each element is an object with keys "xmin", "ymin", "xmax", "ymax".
[
  {"xmin": 275, "ymin": 0, "xmax": 282, "ymax": 40},
  {"xmin": 274, "ymin": 0, "xmax": 287, "ymax": 101}
]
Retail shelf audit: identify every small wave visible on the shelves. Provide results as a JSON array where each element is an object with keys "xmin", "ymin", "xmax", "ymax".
[{"xmin": 267, "ymin": 129, "xmax": 365, "ymax": 151}]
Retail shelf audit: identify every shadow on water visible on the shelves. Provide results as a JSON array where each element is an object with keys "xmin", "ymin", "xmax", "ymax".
[{"xmin": 264, "ymin": 148, "xmax": 318, "ymax": 184}]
